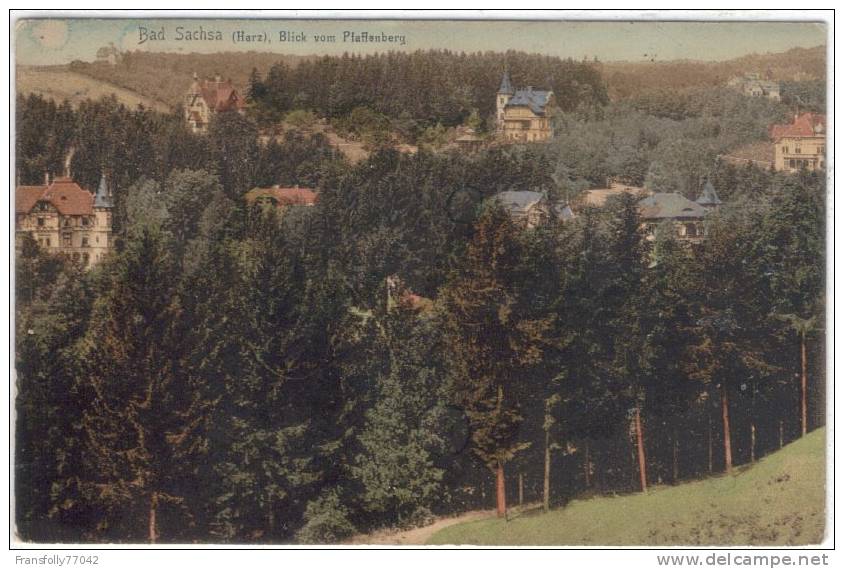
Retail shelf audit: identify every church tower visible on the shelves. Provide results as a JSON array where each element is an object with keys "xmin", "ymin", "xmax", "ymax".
[{"xmin": 496, "ymin": 71, "xmax": 514, "ymax": 131}]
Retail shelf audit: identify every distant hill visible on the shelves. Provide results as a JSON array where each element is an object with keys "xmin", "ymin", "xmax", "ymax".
[
  {"xmin": 66, "ymin": 51, "xmax": 313, "ymax": 109},
  {"xmin": 428, "ymin": 428, "xmax": 826, "ymax": 546},
  {"xmin": 16, "ymin": 46, "xmax": 826, "ymax": 112},
  {"xmin": 15, "ymin": 66, "xmax": 171, "ymax": 112},
  {"xmin": 601, "ymin": 46, "xmax": 826, "ymax": 100}
]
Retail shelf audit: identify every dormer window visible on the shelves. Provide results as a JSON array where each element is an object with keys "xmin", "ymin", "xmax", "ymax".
[{"xmin": 37, "ymin": 217, "xmax": 45, "ymax": 227}]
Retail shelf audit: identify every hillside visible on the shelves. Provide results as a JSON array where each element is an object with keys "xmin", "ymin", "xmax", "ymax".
[
  {"xmin": 15, "ymin": 66, "xmax": 170, "ymax": 112},
  {"xmin": 602, "ymin": 45, "xmax": 826, "ymax": 100},
  {"xmin": 68, "ymin": 51, "xmax": 312, "ymax": 109},
  {"xmin": 16, "ymin": 45, "xmax": 825, "ymax": 114},
  {"xmin": 428, "ymin": 428, "xmax": 826, "ymax": 546}
]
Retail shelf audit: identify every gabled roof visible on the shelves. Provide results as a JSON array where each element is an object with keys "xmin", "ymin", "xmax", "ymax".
[
  {"xmin": 769, "ymin": 112, "xmax": 826, "ymax": 140},
  {"xmin": 506, "ymin": 88, "xmax": 554, "ymax": 116},
  {"xmin": 494, "ymin": 190, "xmax": 545, "ymax": 214},
  {"xmin": 15, "ymin": 185, "xmax": 47, "ymax": 214},
  {"xmin": 696, "ymin": 180, "xmax": 722, "ymax": 207},
  {"xmin": 16, "ymin": 177, "xmax": 94, "ymax": 216},
  {"xmin": 498, "ymin": 71, "xmax": 515, "ymax": 95},
  {"xmin": 191, "ymin": 77, "xmax": 245, "ymax": 113},
  {"xmin": 638, "ymin": 193, "xmax": 707, "ymax": 220},
  {"xmin": 246, "ymin": 186, "xmax": 318, "ymax": 207}
]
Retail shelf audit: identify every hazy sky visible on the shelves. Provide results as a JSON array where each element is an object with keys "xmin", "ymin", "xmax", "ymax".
[{"xmin": 15, "ymin": 18, "xmax": 827, "ymax": 66}]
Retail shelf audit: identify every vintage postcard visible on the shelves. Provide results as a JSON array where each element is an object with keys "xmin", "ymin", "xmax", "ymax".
[{"xmin": 11, "ymin": 12, "xmax": 830, "ymax": 550}]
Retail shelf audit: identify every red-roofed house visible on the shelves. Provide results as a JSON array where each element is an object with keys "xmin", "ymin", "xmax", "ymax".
[
  {"xmin": 245, "ymin": 185, "xmax": 318, "ymax": 213},
  {"xmin": 769, "ymin": 112, "xmax": 826, "ymax": 172},
  {"xmin": 15, "ymin": 175, "xmax": 113, "ymax": 268},
  {"xmin": 184, "ymin": 73, "xmax": 246, "ymax": 133}
]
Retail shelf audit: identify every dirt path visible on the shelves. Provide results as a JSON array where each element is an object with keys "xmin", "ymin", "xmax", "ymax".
[{"xmin": 345, "ymin": 509, "xmax": 495, "ymax": 546}]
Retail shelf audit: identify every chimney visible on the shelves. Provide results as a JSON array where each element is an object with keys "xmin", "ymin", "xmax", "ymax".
[
  {"xmin": 64, "ymin": 146, "xmax": 75, "ymax": 178},
  {"xmin": 44, "ymin": 171, "xmax": 50, "ymax": 186}
]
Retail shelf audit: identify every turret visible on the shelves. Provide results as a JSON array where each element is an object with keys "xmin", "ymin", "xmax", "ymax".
[
  {"xmin": 696, "ymin": 179, "xmax": 722, "ymax": 210},
  {"xmin": 496, "ymin": 71, "xmax": 515, "ymax": 131},
  {"xmin": 93, "ymin": 173, "xmax": 113, "ymax": 209}
]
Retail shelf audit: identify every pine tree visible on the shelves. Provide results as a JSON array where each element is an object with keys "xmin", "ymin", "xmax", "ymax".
[
  {"xmin": 441, "ymin": 205, "xmax": 534, "ymax": 518},
  {"xmin": 352, "ymin": 306, "xmax": 452, "ymax": 528},
  {"xmin": 70, "ymin": 227, "xmax": 213, "ymax": 542}
]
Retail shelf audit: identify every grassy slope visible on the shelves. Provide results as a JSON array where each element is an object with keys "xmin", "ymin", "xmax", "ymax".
[
  {"xmin": 428, "ymin": 428, "xmax": 826, "ymax": 546},
  {"xmin": 16, "ymin": 67, "xmax": 170, "ymax": 112}
]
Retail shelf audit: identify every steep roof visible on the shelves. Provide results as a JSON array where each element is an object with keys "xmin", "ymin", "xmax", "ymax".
[
  {"xmin": 638, "ymin": 193, "xmax": 707, "ymax": 220},
  {"xmin": 696, "ymin": 180, "xmax": 722, "ymax": 207},
  {"xmin": 94, "ymin": 175, "xmax": 113, "ymax": 208},
  {"xmin": 498, "ymin": 71, "xmax": 514, "ymax": 95},
  {"xmin": 16, "ymin": 177, "xmax": 94, "ymax": 216},
  {"xmin": 506, "ymin": 88, "xmax": 554, "ymax": 116},
  {"xmin": 15, "ymin": 185, "xmax": 47, "ymax": 214},
  {"xmin": 246, "ymin": 186, "xmax": 318, "ymax": 207},
  {"xmin": 769, "ymin": 112, "xmax": 826, "ymax": 140},
  {"xmin": 191, "ymin": 77, "xmax": 245, "ymax": 113}
]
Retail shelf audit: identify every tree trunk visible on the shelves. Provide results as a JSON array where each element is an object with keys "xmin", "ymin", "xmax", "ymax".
[
  {"xmin": 750, "ymin": 380, "xmax": 757, "ymax": 463},
  {"xmin": 496, "ymin": 460, "xmax": 507, "ymax": 518},
  {"xmin": 148, "ymin": 491, "xmax": 158, "ymax": 544},
  {"xmin": 519, "ymin": 472, "xmax": 524, "ymax": 507},
  {"xmin": 634, "ymin": 405, "xmax": 647, "ymax": 492},
  {"xmin": 721, "ymin": 383, "xmax": 733, "ymax": 473},
  {"xmin": 543, "ymin": 430, "xmax": 550, "ymax": 512},
  {"xmin": 751, "ymin": 423, "xmax": 757, "ymax": 463},
  {"xmin": 672, "ymin": 427, "xmax": 679, "ymax": 483},
  {"xmin": 801, "ymin": 329, "xmax": 808, "ymax": 436},
  {"xmin": 584, "ymin": 439, "xmax": 591, "ymax": 488},
  {"xmin": 707, "ymin": 412, "xmax": 713, "ymax": 474}
]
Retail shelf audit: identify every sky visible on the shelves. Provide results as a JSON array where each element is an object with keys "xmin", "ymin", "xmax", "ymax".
[{"xmin": 14, "ymin": 17, "xmax": 827, "ymax": 66}]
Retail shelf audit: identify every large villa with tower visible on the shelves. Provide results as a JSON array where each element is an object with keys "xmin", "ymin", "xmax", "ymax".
[
  {"xmin": 496, "ymin": 71, "xmax": 557, "ymax": 142},
  {"xmin": 15, "ymin": 174, "xmax": 114, "ymax": 268}
]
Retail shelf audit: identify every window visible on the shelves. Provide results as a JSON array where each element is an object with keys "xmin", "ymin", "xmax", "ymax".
[
  {"xmin": 63, "ymin": 218, "xmax": 71, "ymax": 227},
  {"xmin": 818, "ymin": 146, "xmax": 825, "ymax": 154},
  {"xmin": 685, "ymin": 224, "xmax": 698, "ymax": 237},
  {"xmin": 62, "ymin": 234, "xmax": 71, "ymax": 247},
  {"xmin": 82, "ymin": 217, "xmax": 90, "ymax": 227},
  {"xmin": 795, "ymin": 145, "xmax": 802, "ymax": 154},
  {"xmin": 82, "ymin": 253, "xmax": 90, "ymax": 266},
  {"xmin": 783, "ymin": 146, "xmax": 789, "ymax": 154},
  {"xmin": 37, "ymin": 217, "xmax": 45, "ymax": 227},
  {"xmin": 81, "ymin": 236, "xmax": 89, "ymax": 248}
]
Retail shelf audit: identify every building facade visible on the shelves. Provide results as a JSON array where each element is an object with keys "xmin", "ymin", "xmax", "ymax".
[
  {"xmin": 184, "ymin": 73, "xmax": 246, "ymax": 134},
  {"xmin": 493, "ymin": 190, "xmax": 573, "ymax": 228},
  {"xmin": 637, "ymin": 181, "xmax": 722, "ymax": 243},
  {"xmin": 15, "ymin": 175, "xmax": 114, "ymax": 268},
  {"xmin": 496, "ymin": 72, "xmax": 556, "ymax": 142},
  {"xmin": 728, "ymin": 73, "xmax": 781, "ymax": 101},
  {"xmin": 769, "ymin": 112, "xmax": 826, "ymax": 172}
]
